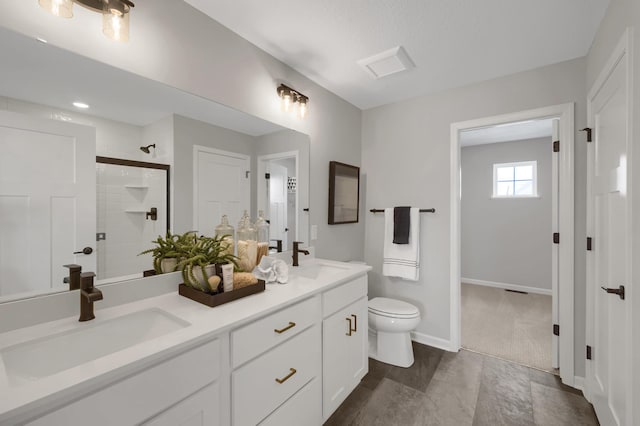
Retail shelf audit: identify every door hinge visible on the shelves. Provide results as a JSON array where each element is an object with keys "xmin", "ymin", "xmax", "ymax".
[
  {"xmin": 553, "ymin": 140, "xmax": 560, "ymax": 152},
  {"xmin": 581, "ymin": 127, "xmax": 593, "ymax": 142},
  {"xmin": 553, "ymin": 233, "xmax": 560, "ymax": 244},
  {"xmin": 245, "ymin": 171, "xmax": 250, "ymax": 178},
  {"xmin": 553, "ymin": 324, "xmax": 560, "ymax": 336},
  {"xmin": 587, "ymin": 237, "xmax": 593, "ymax": 251},
  {"xmin": 586, "ymin": 345, "xmax": 592, "ymax": 360},
  {"xmin": 265, "ymin": 173, "xmax": 270, "ymax": 179}
]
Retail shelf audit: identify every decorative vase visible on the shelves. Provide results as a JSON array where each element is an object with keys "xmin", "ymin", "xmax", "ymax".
[
  {"xmin": 188, "ymin": 264, "xmax": 216, "ymax": 291},
  {"xmin": 160, "ymin": 258, "xmax": 178, "ymax": 273}
]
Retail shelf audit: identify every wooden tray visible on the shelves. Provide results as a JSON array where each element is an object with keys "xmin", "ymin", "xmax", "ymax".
[{"xmin": 178, "ymin": 280, "xmax": 266, "ymax": 307}]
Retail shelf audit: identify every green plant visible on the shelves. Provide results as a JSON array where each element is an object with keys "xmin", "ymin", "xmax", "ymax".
[
  {"xmin": 177, "ymin": 234, "xmax": 237, "ymax": 292},
  {"xmin": 139, "ymin": 230, "xmax": 197, "ymax": 274}
]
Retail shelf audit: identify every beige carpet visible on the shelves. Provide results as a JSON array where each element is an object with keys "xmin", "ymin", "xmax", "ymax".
[{"xmin": 461, "ymin": 283, "xmax": 554, "ymax": 373}]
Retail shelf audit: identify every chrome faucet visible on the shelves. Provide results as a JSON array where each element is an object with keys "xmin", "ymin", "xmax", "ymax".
[
  {"xmin": 292, "ymin": 241, "xmax": 310, "ymax": 267},
  {"xmin": 63, "ymin": 264, "xmax": 82, "ymax": 290},
  {"xmin": 79, "ymin": 272, "xmax": 103, "ymax": 322}
]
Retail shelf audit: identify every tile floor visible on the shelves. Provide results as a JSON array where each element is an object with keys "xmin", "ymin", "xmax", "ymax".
[{"xmin": 325, "ymin": 343, "xmax": 598, "ymax": 426}]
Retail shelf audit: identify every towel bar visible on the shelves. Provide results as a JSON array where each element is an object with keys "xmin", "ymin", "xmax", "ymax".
[{"xmin": 370, "ymin": 208, "xmax": 435, "ymax": 213}]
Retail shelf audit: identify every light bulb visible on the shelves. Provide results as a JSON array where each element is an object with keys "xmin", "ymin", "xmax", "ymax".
[
  {"xmin": 103, "ymin": 8, "xmax": 130, "ymax": 41},
  {"xmin": 298, "ymin": 98, "xmax": 308, "ymax": 119},
  {"xmin": 281, "ymin": 91, "xmax": 292, "ymax": 112},
  {"xmin": 38, "ymin": 0, "xmax": 73, "ymax": 18}
]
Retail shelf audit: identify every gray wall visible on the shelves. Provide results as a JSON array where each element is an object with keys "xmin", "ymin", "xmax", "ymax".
[
  {"xmin": 362, "ymin": 57, "xmax": 587, "ymax": 375},
  {"xmin": 461, "ymin": 138, "xmax": 552, "ymax": 291}
]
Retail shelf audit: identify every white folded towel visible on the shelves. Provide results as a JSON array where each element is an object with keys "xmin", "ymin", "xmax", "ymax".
[{"xmin": 382, "ymin": 207, "xmax": 420, "ymax": 281}]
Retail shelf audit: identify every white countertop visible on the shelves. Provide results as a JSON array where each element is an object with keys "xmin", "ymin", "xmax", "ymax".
[{"xmin": 0, "ymin": 258, "xmax": 371, "ymax": 424}]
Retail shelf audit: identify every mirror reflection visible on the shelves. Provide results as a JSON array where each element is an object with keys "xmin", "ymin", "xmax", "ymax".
[{"xmin": 0, "ymin": 28, "xmax": 310, "ymax": 302}]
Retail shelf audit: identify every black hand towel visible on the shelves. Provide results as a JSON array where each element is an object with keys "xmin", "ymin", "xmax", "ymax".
[{"xmin": 393, "ymin": 206, "xmax": 411, "ymax": 244}]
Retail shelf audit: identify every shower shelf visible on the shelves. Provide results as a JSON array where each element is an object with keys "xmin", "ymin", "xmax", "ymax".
[{"xmin": 124, "ymin": 184, "xmax": 149, "ymax": 189}]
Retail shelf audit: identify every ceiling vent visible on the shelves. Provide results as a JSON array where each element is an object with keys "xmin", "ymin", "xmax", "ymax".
[{"xmin": 357, "ymin": 46, "xmax": 415, "ymax": 79}]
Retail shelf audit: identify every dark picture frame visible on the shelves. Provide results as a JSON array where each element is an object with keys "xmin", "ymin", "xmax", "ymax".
[{"xmin": 328, "ymin": 161, "xmax": 360, "ymax": 224}]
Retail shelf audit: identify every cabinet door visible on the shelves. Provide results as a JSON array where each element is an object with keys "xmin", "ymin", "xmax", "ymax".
[
  {"xmin": 143, "ymin": 382, "xmax": 220, "ymax": 426},
  {"xmin": 322, "ymin": 297, "xmax": 368, "ymax": 420}
]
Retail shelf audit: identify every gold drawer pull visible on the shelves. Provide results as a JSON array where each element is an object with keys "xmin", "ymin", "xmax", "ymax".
[
  {"xmin": 275, "ymin": 368, "xmax": 297, "ymax": 384},
  {"xmin": 274, "ymin": 322, "xmax": 296, "ymax": 334},
  {"xmin": 351, "ymin": 314, "xmax": 357, "ymax": 332},
  {"xmin": 346, "ymin": 317, "xmax": 353, "ymax": 336}
]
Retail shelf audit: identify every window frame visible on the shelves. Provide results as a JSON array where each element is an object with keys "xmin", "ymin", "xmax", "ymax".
[{"xmin": 492, "ymin": 160, "xmax": 538, "ymax": 198}]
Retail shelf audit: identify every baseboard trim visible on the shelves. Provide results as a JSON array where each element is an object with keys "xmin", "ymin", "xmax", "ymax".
[
  {"xmin": 462, "ymin": 277, "xmax": 552, "ymax": 296},
  {"xmin": 573, "ymin": 376, "xmax": 585, "ymax": 392},
  {"xmin": 411, "ymin": 331, "xmax": 456, "ymax": 352}
]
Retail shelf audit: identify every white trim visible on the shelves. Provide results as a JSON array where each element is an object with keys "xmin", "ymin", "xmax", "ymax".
[
  {"xmin": 451, "ymin": 102, "xmax": 575, "ymax": 387},
  {"xmin": 192, "ymin": 145, "xmax": 250, "ymax": 232},
  {"xmin": 573, "ymin": 376, "xmax": 585, "ymax": 393},
  {"xmin": 462, "ymin": 278, "xmax": 552, "ymax": 296},
  {"xmin": 411, "ymin": 331, "xmax": 455, "ymax": 352}
]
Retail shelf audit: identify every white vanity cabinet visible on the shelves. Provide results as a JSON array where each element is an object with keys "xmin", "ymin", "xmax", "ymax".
[
  {"xmin": 230, "ymin": 296, "xmax": 322, "ymax": 426},
  {"xmin": 321, "ymin": 275, "xmax": 369, "ymax": 421},
  {"xmin": 24, "ymin": 339, "xmax": 225, "ymax": 426}
]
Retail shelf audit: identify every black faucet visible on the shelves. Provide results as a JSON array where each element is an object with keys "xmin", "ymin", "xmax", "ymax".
[
  {"xmin": 79, "ymin": 272, "xmax": 103, "ymax": 322},
  {"xmin": 63, "ymin": 264, "xmax": 82, "ymax": 290},
  {"xmin": 292, "ymin": 241, "xmax": 310, "ymax": 267},
  {"xmin": 269, "ymin": 239, "xmax": 283, "ymax": 253}
]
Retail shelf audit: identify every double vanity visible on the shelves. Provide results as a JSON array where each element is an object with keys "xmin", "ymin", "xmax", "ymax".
[{"xmin": 0, "ymin": 258, "xmax": 371, "ymax": 426}]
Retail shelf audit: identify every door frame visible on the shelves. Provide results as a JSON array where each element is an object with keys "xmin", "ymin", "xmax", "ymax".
[
  {"xmin": 256, "ymin": 150, "xmax": 300, "ymax": 245},
  {"xmin": 192, "ymin": 145, "xmax": 250, "ymax": 232},
  {"xmin": 450, "ymin": 103, "xmax": 575, "ymax": 385},
  {"xmin": 585, "ymin": 27, "xmax": 634, "ymax": 412}
]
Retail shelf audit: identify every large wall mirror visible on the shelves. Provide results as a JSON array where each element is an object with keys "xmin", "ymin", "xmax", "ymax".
[{"xmin": 0, "ymin": 28, "xmax": 310, "ymax": 302}]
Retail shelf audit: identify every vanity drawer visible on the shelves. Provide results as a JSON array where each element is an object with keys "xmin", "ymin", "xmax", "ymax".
[
  {"xmin": 232, "ymin": 325, "xmax": 321, "ymax": 426},
  {"xmin": 26, "ymin": 339, "xmax": 221, "ymax": 426},
  {"xmin": 322, "ymin": 275, "xmax": 367, "ymax": 317},
  {"xmin": 231, "ymin": 295, "xmax": 320, "ymax": 368},
  {"xmin": 259, "ymin": 377, "xmax": 321, "ymax": 426}
]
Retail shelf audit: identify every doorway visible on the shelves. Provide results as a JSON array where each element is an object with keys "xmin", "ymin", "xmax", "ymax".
[
  {"xmin": 451, "ymin": 103, "xmax": 576, "ymax": 386},
  {"xmin": 459, "ymin": 119, "xmax": 556, "ymax": 372}
]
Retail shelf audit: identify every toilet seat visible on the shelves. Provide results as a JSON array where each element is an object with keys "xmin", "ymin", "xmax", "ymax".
[{"xmin": 368, "ymin": 297, "xmax": 420, "ymax": 319}]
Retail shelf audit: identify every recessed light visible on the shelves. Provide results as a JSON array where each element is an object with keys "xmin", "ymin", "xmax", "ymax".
[
  {"xmin": 72, "ymin": 102, "xmax": 90, "ymax": 109},
  {"xmin": 36, "ymin": 37, "xmax": 48, "ymax": 44}
]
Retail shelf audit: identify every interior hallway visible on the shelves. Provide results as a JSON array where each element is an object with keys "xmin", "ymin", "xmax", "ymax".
[{"xmin": 325, "ymin": 342, "xmax": 597, "ymax": 425}]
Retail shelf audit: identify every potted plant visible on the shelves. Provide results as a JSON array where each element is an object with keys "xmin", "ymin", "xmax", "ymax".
[
  {"xmin": 177, "ymin": 234, "xmax": 237, "ymax": 292},
  {"xmin": 139, "ymin": 231, "xmax": 191, "ymax": 274}
]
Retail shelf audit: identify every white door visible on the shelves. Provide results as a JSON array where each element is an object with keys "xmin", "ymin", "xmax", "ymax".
[
  {"xmin": 269, "ymin": 163, "xmax": 288, "ymax": 248},
  {"xmin": 0, "ymin": 110, "xmax": 95, "ymax": 297},
  {"xmin": 587, "ymin": 32, "xmax": 631, "ymax": 426},
  {"xmin": 193, "ymin": 146, "xmax": 249, "ymax": 236}
]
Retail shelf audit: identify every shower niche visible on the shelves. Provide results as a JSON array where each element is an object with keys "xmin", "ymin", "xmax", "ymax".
[{"xmin": 96, "ymin": 157, "xmax": 169, "ymax": 282}]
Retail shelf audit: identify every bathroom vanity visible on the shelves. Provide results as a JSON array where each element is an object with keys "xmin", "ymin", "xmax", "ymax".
[{"xmin": 0, "ymin": 258, "xmax": 370, "ymax": 426}]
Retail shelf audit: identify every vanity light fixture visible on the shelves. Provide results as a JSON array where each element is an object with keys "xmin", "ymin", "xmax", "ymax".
[
  {"xmin": 277, "ymin": 84, "xmax": 309, "ymax": 119},
  {"xmin": 38, "ymin": 0, "xmax": 135, "ymax": 42}
]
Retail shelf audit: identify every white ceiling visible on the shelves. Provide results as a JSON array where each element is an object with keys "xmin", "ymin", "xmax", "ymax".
[
  {"xmin": 0, "ymin": 27, "xmax": 283, "ymax": 135},
  {"xmin": 460, "ymin": 119, "xmax": 554, "ymax": 147},
  {"xmin": 185, "ymin": 0, "xmax": 609, "ymax": 110}
]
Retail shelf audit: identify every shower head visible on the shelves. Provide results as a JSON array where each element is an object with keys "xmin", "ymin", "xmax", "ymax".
[{"xmin": 140, "ymin": 144, "xmax": 155, "ymax": 154}]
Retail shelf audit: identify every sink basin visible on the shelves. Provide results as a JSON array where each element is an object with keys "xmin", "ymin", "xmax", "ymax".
[
  {"xmin": 1, "ymin": 308, "xmax": 190, "ymax": 386},
  {"xmin": 292, "ymin": 262, "xmax": 349, "ymax": 280}
]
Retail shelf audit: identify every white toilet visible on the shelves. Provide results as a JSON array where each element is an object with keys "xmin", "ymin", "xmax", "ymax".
[{"xmin": 368, "ymin": 297, "xmax": 421, "ymax": 368}]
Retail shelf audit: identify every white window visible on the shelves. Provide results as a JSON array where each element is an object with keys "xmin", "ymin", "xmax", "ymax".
[{"xmin": 492, "ymin": 161, "xmax": 538, "ymax": 198}]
